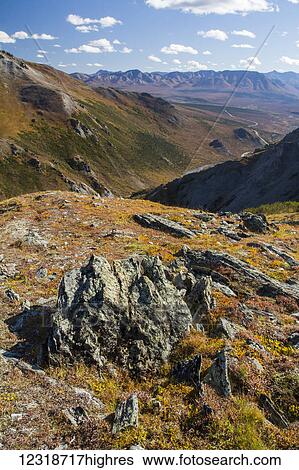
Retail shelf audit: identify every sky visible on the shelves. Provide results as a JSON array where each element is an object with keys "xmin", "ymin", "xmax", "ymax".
[{"xmin": 1, "ymin": 0, "xmax": 299, "ymax": 74}]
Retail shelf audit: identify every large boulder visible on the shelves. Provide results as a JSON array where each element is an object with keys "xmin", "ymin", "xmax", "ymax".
[{"xmin": 45, "ymin": 255, "xmax": 193, "ymax": 376}]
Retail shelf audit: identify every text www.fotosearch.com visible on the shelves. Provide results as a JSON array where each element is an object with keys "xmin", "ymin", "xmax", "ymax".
[{"xmin": 19, "ymin": 452, "xmax": 283, "ymax": 468}]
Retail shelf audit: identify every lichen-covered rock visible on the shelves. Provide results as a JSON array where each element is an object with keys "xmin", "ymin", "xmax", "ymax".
[
  {"xmin": 241, "ymin": 213, "xmax": 270, "ymax": 234},
  {"xmin": 203, "ymin": 349, "xmax": 232, "ymax": 397},
  {"xmin": 133, "ymin": 213, "xmax": 196, "ymax": 238},
  {"xmin": 181, "ymin": 248, "xmax": 299, "ymax": 301},
  {"xmin": 187, "ymin": 276, "xmax": 216, "ymax": 329},
  {"xmin": 213, "ymin": 318, "xmax": 240, "ymax": 340},
  {"xmin": 46, "ymin": 255, "xmax": 193, "ymax": 376},
  {"xmin": 112, "ymin": 395, "xmax": 138, "ymax": 435},
  {"xmin": 248, "ymin": 241, "xmax": 299, "ymax": 268}
]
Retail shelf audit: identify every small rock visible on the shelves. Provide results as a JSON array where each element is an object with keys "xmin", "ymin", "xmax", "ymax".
[
  {"xmin": 247, "ymin": 357, "xmax": 264, "ymax": 372},
  {"xmin": 259, "ymin": 394, "xmax": 289, "ymax": 429},
  {"xmin": 24, "ymin": 230, "xmax": 48, "ymax": 249},
  {"xmin": 288, "ymin": 332, "xmax": 299, "ymax": 349},
  {"xmin": 112, "ymin": 395, "xmax": 138, "ymax": 435},
  {"xmin": 213, "ymin": 281, "xmax": 236, "ymax": 297},
  {"xmin": 217, "ymin": 227, "xmax": 241, "ymax": 241},
  {"xmin": 213, "ymin": 318, "xmax": 239, "ymax": 340},
  {"xmin": 246, "ymin": 338, "xmax": 268, "ymax": 355},
  {"xmin": 133, "ymin": 213, "xmax": 196, "ymax": 239},
  {"xmin": 241, "ymin": 213, "xmax": 270, "ymax": 234},
  {"xmin": 193, "ymin": 213, "xmax": 215, "ymax": 223},
  {"xmin": 62, "ymin": 406, "xmax": 89, "ymax": 427},
  {"xmin": 248, "ymin": 242, "xmax": 299, "ymax": 268},
  {"xmin": 203, "ymin": 349, "xmax": 232, "ymax": 397},
  {"xmin": 11, "ymin": 413, "xmax": 24, "ymax": 422},
  {"xmin": 5, "ymin": 288, "xmax": 20, "ymax": 302},
  {"xmin": 172, "ymin": 355, "xmax": 202, "ymax": 390},
  {"xmin": 36, "ymin": 267, "xmax": 48, "ymax": 279}
]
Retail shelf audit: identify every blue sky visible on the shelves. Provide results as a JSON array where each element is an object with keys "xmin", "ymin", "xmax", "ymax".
[{"xmin": 1, "ymin": 0, "xmax": 299, "ymax": 73}]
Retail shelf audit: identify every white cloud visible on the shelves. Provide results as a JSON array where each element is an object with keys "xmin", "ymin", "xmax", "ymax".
[
  {"xmin": 76, "ymin": 25, "xmax": 99, "ymax": 33},
  {"xmin": 67, "ymin": 14, "xmax": 92, "ymax": 26},
  {"xmin": 66, "ymin": 14, "xmax": 122, "ymax": 28},
  {"xmin": 113, "ymin": 39, "xmax": 121, "ymax": 45},
  {"xmin": 148, "ymin": 55, "xmax": 162, "ymax": 62},
  {"xmin": 38, "ymin": 49, "xmax": 47, "ymax": 54},
  {"xmin": 288, "ymin": 0, "xmax": 299, "ymax": 3},
  {"xmin": 161, "ymin": 43, "xmax": 198, "ymax": 55},
  {"xmin": 296, "ymin": 40, "xmax": 299, "ymax": 47},
  {"xmin": 65, "ymin": 45, "xmax": 100, "ymax": 54},
  {"xmin": 89, "ymin": 38, "xmax": 115, "ymax": 52},
  {"xmin": 197, "ymin": 29, "xmax": 228, "ymax": 41},
  {"xmin": 231, "ymin": 29, "xmax": 256, "ymax": 38},
  {"xmin": 12, "ymin": 31, "xmax": 29, "ymax": 40},
  {"xmin": 173, "ymin": 59, "xmax": 181, "ymax": 64},
  {"xmin": 121, "ymin": 46, "xmax": 133, "ymax": 54},
  {"xmin": 232, "ymin": 44, "xmax": 254, "ymax": 48},
  {"xmin": 65, "ymin": 39, "xmax": 115, "ymax": 54},
  {"xmin": 145, "ymin": 0, "xmax": 275, "ymax": 15},
  {"xmin": 36, "ymin": 54, "xmax": 44, "ymax": 58},
  {"xmin": 32, "ymin": 33, "xmax": 57, "ymax": 40},
  {"xmin": 64, "ymin": 48, "xmax": 80, "ymax": 54},
  {"xmin": 58, "ymin": 63, "xmax": 77, "ymax": 68},
  {"xmin": 87, "ymin": 63, "xmax": 103, "ymax": 67},
  {"xmin": 187, "ymin": 60, "xmax": 208, "ymax": 70},
  {"xmin": 280, "ymin": 56, "xmax": 299, "ymax": 66},
  {"xmin": 99, "ymin": 16, "xmax": 122, "ymax": 28},
  {"xmin": 0, "ymin": 31, "xmax": 16, "ymax": 43},
  {"xmin": 203, "ymin": 50, "xmax": 212, "ymax": 55},
  {"xmin": 53, "ymin": 44, "xmax": 61, "ymax": 48},
  {"xmin": 239, "ymin": 56, "xmax": 261, "ymax": 69}
]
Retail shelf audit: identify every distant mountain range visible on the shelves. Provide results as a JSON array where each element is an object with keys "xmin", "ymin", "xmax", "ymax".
[{"xmin": 71, "ymin": 69, "xmax": 299, "ymax": 100}]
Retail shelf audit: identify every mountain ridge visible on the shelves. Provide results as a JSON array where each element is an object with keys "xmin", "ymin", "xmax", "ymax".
[
  {"xmin": 71, "ymin": 68, "xmax": 299, "ymax": 99},
  {"xmin": 143, "ymin": 127, "xmax": 299, "ymax": 212}
]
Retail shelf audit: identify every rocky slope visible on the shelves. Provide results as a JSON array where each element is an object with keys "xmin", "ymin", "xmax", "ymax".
[
  {"xmin": 144, "ymin": 127, "xmax": 299, "ymax": 212},
  {"xmin": 0, "ymin": 191, "xmax": 298, "ymax": 449}
]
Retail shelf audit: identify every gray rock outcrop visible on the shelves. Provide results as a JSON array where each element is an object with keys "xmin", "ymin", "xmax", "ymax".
[
  {"xmin": 241, "ymin": 213, "xmax": 270, "ymax": 234},
  {"xmin": 112, "ymin": 395, "xmax": 139, "ymax": 434},
  {"xmin": 46, "ymin": 255, "xmax": 193, "ymax": 376},
  {"xmin": 203, "ymin": 349, "xmax": 232, "ymax": 397},
  {"xmin": 181, "ymin": 248, "xmax": 299, "ymax": 301},
  {"xmin": 133, "ymin": 213, "xmax": 196, "ymax": 238}
]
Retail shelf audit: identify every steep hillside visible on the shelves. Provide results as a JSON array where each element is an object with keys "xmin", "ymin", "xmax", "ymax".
[
  {"xmin": 0, "ymin": 51, "xmax": 275, "ymax": 201},
  {"xmin": 143, "ymin": 128, "xmax": 299, "ymax": 212},
  {"xmin": 0, "ymin": 51, "xmax": 194, "ymax": 199},
  {"xmin": 0, "ymin": 191, "xmax": 298, "ymax": 449}
]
